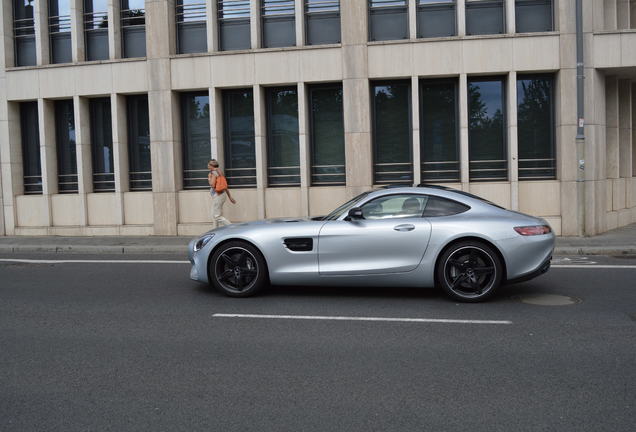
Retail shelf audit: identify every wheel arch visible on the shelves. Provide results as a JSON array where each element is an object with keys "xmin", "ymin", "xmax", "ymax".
[
  {"xmin": 206, "ymin": 237, "xmax": 271, "ymax": 285},
  {"xmin": 433, "ymin": 236, "xmax": 508, "ymax": 285}
]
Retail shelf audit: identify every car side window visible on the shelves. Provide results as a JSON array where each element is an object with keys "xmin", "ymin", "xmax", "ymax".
[
  {"xmin": 422, "ymin": 196, "xmax": 470, "ymax": 217},
  {"xmin": 361, "ymin": 195, "xmax": 429, "ymax": 220}
]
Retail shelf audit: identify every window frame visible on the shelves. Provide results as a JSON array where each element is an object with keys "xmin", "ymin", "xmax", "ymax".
[
  {"xmin": 54, "ymin": 99, "xmax": 78, "ymax": 194},
  {"xmin": 89, "ymin": 97, "xmax": 115, "ymax": 192},
  {"xmin": 84, "ymin": 0, "xmax": 110, "ymax": 61},
  {"xmin": 20, "ymin": 101, "xmax": 42, "ymax": 195},
  {"xmin": 13, "ymin": 0, "xmax": 37, "ymax": 66},
  {"xmin": 360, "ymin": 193, "xmax": 429, "ymax": 220},
  {"xmin": 265, "ymin": 86, "xmax": 301, "ymax": 187},
  {"xmin": 121, "ymin": 0, "xmax": 147, "ymax": 58},
  {"xmin": 217, "ymin": 0, "xmax": 251, "ymax": 51},
  {"xmin": 368, "ymin": 0, "xmax": 409, "ymax": 42},
  {"xmin": 126, "ymin": 94, "xmax": 152, "ymax": 192},
  {"xmin": 305, "ymin": 0, "xmax": 341, "ymax": 45},
  {"xmin": 465, "ymin": 0, "xmax": 505, "ymax": 36},
  {"xmin": 515, "ymin": 0, "xmax": 553, "ymax": 33},
  {"xmin": 180, "ymin": 91, "xmax": 211, "ymax": 190},
  {"xmin": 222, "ymin": 88, "xmax": 257, "ymax": 188},
  {"xmin": 49, "ymin": 0, "xmax": 72, "ymax": 64},
  {"xmin": 416, "ymin": 0, "xmax": 457, "ymax": 38},
  {"xmin": 176, "ymin": 0, "xmax": 208, "ymax": 54}
]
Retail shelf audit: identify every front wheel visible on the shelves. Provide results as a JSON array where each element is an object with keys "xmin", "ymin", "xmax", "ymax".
[
  {"xmin": 209, "ymin": 241, "xmax": 268, "ymax": 297},
  {"xmin": 436, "ymin": 241, "xmax": 503, "ymax": 302}
]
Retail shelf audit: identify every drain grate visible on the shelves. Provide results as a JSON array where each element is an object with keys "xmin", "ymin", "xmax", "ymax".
[{"xmin": 512, "ymin": 294, "xmax": 581, "ymax": 306}]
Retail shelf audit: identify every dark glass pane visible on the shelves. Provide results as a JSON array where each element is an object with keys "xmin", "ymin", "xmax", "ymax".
[
  {"xmin": 84, "ymin": 0, "xmax": 108, "ymax": 28},
  {"xmin": 262, "ymin": 15, "xmax": 296, "ymax": 48},
  {"xmin": 515, "ymin": 0, "xmax": 552, "ymax": 33},
  {"xmin": 306, "ymin": 0, "xmax": 340, "ymax": 45},
  {"xmin": 373, "ymin": 81, "xmax": 412, "ymax": 184},
  {"xmin": 54, "ymin": 99, "xmax": 78, "ymax": 193},
  {"xmin": 267, "ymin": 87, "xmax": 300, "ymax": 186},
  {"xmin": 85, "ymin": 29, "xmax": 109, "ymax": 60},
  {"xmin": 466, "ymin": 0, "xmax": 504, "ymax": 35},
  {"xmin": 178, "ymin": 21, "xmax": 207, "ymax": 53},
  {"xmin": 182, "ymin": 92, "xmax": 210, "ymax": 190},
  {"xmin": 420, "ymin": 80, "xmax": 459, "ymax": 182},
  {"xmin": 50, "ymin": 33, "xmax": 72, "ymax": 63},
  {"xmin": 89, "ymin": 98, "xmax": 115, "ymax": 192},
  {"xmin": 368, "ymin": 1, "xmax": 408, "ymax": 41},
  {"xmin": 422, "ymin": 196, "xmax": 469, "ymax": 216},
  {"xmin": 219, "ymin": 19, "xmax": 251, "ymax": 50},
  {"xmin": 122, "ymin": 26, "xmax": 146, "ymax": 58},
  {"xmin": 15, "ymin": 37, "xmax": 36, "ymax": 66},
  {"xmin": 468, "ymin": 78, "xmax": 507, "ymax": 181},
  {"xmin": 127, "ymin": 95, "xmax": 152, "ymax": 191},
  {"xmin": 223, "ymin": 89, "xmax": 256, "ymax": 188},
  {"xmin": 14, "ymin": 0, "xmax": 36, "ymax": 66},
  {"xmin": 417, "ymin": 3, "xmax": 456, "ymax": 38},
  {"xmin": 309, "ymin": 84, "xmax": 345, "ymax": 186},
  {"xmin": 517, "ymin": 75, "xmax": 555, "ymax": 179},
  {"xmin": 20, "ymin": 102, "xmax": 42, "ymax": 194}
]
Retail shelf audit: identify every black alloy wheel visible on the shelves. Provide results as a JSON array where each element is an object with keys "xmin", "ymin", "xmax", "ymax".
[
  {"xmin": 436, "ymin": 241, "xmax": 502, "ymax": 302},
  {"xmin": 209, "ymin": 241, "xmax": 268, "ymax": 297}
]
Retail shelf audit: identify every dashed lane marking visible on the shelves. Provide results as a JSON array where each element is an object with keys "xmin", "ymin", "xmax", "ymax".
[
  {"xmin": 0, "ymin": 258, "xmax": 190, "ymax": 264},
  {"xmin": 212, "ymin": 313, "xmax": 513, "ymax": 325}
]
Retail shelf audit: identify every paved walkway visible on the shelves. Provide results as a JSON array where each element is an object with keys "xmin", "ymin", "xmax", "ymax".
[{"xmin": 0, "ymin": 224, "xmax": 634, "ymax": 256}]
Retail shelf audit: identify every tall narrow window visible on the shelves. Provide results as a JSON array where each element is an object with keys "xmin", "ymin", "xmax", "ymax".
[
  {"xmin": 127, "ymin": 95, "xmax": 151, "ymax": 191},
  {"xmin": 420, "ymin": 79, "xmax": 459, "ymax": 182},
  {"xmin": 223, "ymin": 89, "xmax": 256, "ymax": 187},
  {"xmin": 266, "ymin": 87, "xmax": 300, "ymax": 187},
  {"xmin": 176, "ymin": 0, "xmax": 207, "ymax": 54},
  {"xmin": 84, "ymin": 0, "xmax": 109, "ymax": 60},
  {"xmin": 121, "ymin": 0, "xmax": 146, "ymax": 58},
  {"xmin": 89, "ymin": 98, "xmax": 114, "ymax": 192},
  {"xmin": 515, "ymin": 0, "xmax": 553, "ymax": 33},
  {"xmin": 305, "ymin": 0, "xmax": 340, "ymax": 45},
  {"xmin": 372, "ymin": 81, "xmax": 412, "ymax": 184},
  {"xmin": 309, "ymin": 84, "xmax": 345, "ymax": 186},
  {"xmin": 181, "ymin": 92, "xmax": 210, "ymax": 190},
  {"xmin": 468, "ymin": 77, "xmax": 507, "ymax": 181},
  {"xmin": 54, "ymin": 99, "xmax": 78, "ymax": 193},
  {"xmin": 20, "ymin": 102, "xmax": 42, "ymax": 194},
  {"xmin": 417, "ymin": 0, "xmax": 456, "ymax": 38},
  {"xmin": 262, "ymin": 0, "xmax": 296, "ymax": 48},
  {"xmin": 368, "ymin": 0, "xmax": 408, "ymax": 42},
  {"xmin": 13, "ymin": 0, "xmax": 36, "ymax": 66},
  {"xmin": 465, "ymin": 0, "xmax": 504, "ymax": 35},
  {"xmin": 49, "ymin": 0, "xmax": 72, "ymax": 63},
  {"xmin": 218, "ymin": 0, "xmax": 251, "ymax": 51},
  {"xmin": 517, "ymin": 75, "xmax": 555, "ymax": 180}
]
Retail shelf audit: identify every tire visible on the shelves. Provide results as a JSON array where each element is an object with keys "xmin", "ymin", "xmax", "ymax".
[
  {"xmin": 209, "ymin": 241, "xmax": 268, "ymax": 297},
  {"xmin": 436, "ymin": 240, "xmax": 503, "ymax": 303}
]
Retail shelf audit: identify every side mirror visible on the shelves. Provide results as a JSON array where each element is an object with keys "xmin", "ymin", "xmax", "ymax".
[{"xmin": 346, "ymin": 207, "xmax": 364, "ymax": 221}]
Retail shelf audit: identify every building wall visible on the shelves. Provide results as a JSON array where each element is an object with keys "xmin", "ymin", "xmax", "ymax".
[{"xmin": 1, "ymin": 0, "xmax": 635, "ymax": 237}]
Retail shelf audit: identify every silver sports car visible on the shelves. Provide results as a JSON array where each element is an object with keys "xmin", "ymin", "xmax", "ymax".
[{"xmin": 188, "ymin": 185, "xmax": 555, "ymax": 302}]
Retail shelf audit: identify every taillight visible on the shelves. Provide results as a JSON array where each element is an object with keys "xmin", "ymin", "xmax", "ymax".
[{"xmin": 514, "ymin": 225, "xmax": 552, "ymax": 236}]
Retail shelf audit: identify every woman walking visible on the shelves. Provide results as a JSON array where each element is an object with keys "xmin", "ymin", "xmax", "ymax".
[{"xmin": 208, "ymin": 159, "xmax": 236, "ymax": 227}]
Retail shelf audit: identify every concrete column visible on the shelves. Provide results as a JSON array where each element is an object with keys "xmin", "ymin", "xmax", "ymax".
[
  {"xmin": 73, "ymin": 96, "xmax": 90, "ymax": 226},
  {"xmin": 295, "ymin": 0, "xmax": 305, "ymax": 46},
  {"xmin": 39, "ymin": 99, "xmax": 56, "ymax": 226},
  {"xmin": 633, "ymin": 84, "xmax": 636, "ymax": 176},
  {"xmin": 342, "ymin": 0, "xmax": 372, "ymax": 195},
  {"xmin": 253, "ymin": 85, "xmax": 266, "ymax": 219},
  {"xmin": 604, "ymin": 0, "xmax": 618, "ymax": 30},
  {"xmin": 411, "ymin": 76, "xmax": 421, "ymax": 186},
  {"xmin": 2, "ymin": 0, "xmax": 16, "ymax": 68},
  {"xmin": 505, "ymin": 0, "xmax": 515, "ymax": 34},
  {"xmin": 207, "ymin": 0, "xmax": 218, "ymax": 52},
  {"xmin": 146, "ymin": 0, "xmax": 180, "ymax": 235},
  {"xmin": 210, "ymin": 88, "xmax": 223, "ymax": 161},
  {"xmin": 618, "ymin": 80, "xmax": 632, "ymax": 178},
  {"xmin": 0, "ymin": 103, "xmax": 23, "ymax": 234},
  {"xmin": 456, "ymin": 0, "xmax": 466, "ymax": 36},
  {"xmin": 507, "ymin": 71, "xmax": 518, "ymax": 210},
  {"xmin": 35, "ymin": 0, "xmax": 50, "ymax": 65},
  {"xmin": 617, "ymin": 0, "xmax": 630, "ymax": 28},
  {"xmin": 250, "ymin": 0, "xmax": 261, "ymax": 49},
  {"xmin": 108, "ymin": 0, "xmax": 121, "ymax": 59},
  {"xmin": 111, "ymin": 93, "xmax": 127, "ymax": 225},
  {"xmin": 298, "ymin": 82, "xmax": 310, "ymax": 216},
  {"xmin": 606, "ymin": 76, "xmax": 619, "ymax": 179},
  {"xmin": 459, "ymin": 73, "xmax": 469, "ymax": 188},
  {"xmin": 631, "ymin": 0, "xmax": 636, "ymax": 28},
  {"xmin": 70, "ymin": 0, "xmax": 85, "ymax": 62},
  {"xmin": 408, "ymin": 0, "xmax": 418, "ymax": 39}
]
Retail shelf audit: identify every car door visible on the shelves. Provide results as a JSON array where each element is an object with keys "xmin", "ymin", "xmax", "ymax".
[{"xmin": 318, "ymin": 194, "xmax": 432, "ymax": 275}]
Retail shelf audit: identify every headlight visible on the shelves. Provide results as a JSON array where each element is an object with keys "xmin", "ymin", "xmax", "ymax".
[{"xmin": 194, "ymin": 234, "xmax": 215, "ymax": 252}]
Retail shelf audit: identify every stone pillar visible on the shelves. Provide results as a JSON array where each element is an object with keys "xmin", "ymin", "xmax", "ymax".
[
  {"xmin": 505, "ymin": 0, "xmax": 516, "ymax": 34},
  {"xmin": 2, "ymin": 0, "xmax": 15, "ymax": 68},
  {"xmin": 297, "ymin": 82, "xmax": 310, "ymax": 216},
  {"xmin": 342, "ymin": 0, "xmax": 372, "ymax": 197},
  {"xmin": 207, "ymin": 0, "xmax": 218, "ymax": 52},
  {"xmin": 617, "ymin": 0, "xmax": 630, "ymax": 28},
  {"xmin": 295, "ymin": 0, "xmax": 305, "ymax": 46},
  {"xmin": 253, "ymin": 85, "xmax": 267, "ymax": 219},
  {"xmin": 146, "ymin": 0, "xmax": 180, "ymax": 235},
  {"xmin": 408, "ymin": 0, "xmax": 417, "ymax": 39},
  {"xmin": 111, "ymin": 93, "xmax": 128, "ymax": 225},
  {"xmin": 210, "ymin": 88, "xmax": 223, "ymax": 161},
  {"xmin": 618, "ymin": 80, "xmax": 632, "ymax": 179},
  {"xmin": 507, "ymin": 71, "xmax": 518, "ymax": 210},
  {"xmin": 456, "ymin": 0, "xmax": 466, "ymax": 36},
  {"xmin": 604, "ymin": 0, "xmax": 618, "ymax": 30},
  {"xmin": 108, "ymin": 0, "xmax": 122, "ymax": 59},
  {"xmin": 411, "ymin": 76, "xmax": 421, "ymax": 186},
  {"xmin": 0, "ymin": 103, "xmax": 23, "ymax": 235},
  {"xmin": 459, "ymin": 73, "xmax": 469, "ymax": 189},
  {"xmin": 39, "ymin": 99, "xmax": 56, "ymax": 226},
  {"xmin": 74, "ymin": 96, "xmax": 91, "ymax": 226},
  {"xmin": 606, "ymin": 77, "xmax": 619, "ymax": 180},
  {"xmin": 35, "ymin": 0, "xmax": 50, "ymax": 65},
  {"xmin": 631, "ymin": 0, "xmax": 636, "ymax": 29},
  {"xmin": 250, "ymin": 0, "xmax": 261, "ymax": 49},
  {"xmin": 70, "ymin": 0, "xmax": 85, "ymax": 62}
]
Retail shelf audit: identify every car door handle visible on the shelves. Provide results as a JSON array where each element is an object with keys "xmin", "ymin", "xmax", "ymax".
[{"xmin": 394, "ymin": 224, "xmax": 415, "ymax": 232}]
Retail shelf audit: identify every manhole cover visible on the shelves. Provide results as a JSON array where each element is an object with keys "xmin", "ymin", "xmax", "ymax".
[{"xmin": 512, "ymin": 294, "xmax": 581, "ymax": 306}]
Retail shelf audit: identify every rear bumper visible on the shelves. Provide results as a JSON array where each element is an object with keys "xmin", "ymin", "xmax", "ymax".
[{"xmin": 507, "ymin": 254, "xmax": 552, "ymax": 284}]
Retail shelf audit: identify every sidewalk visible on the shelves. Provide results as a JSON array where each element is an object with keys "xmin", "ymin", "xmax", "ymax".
[{"xmin": 0, "ymin": 224, "xmax": 634, "ymax": 256}]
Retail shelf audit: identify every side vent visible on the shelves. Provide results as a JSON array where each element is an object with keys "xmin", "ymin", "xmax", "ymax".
[{"xmin": 283, "ymin": 238, "xmax": 313, "ymax": 252}]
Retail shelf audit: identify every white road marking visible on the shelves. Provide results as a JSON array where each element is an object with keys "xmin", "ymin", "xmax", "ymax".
[
  {"xmin": 552, "ymin": 264, "xmax": 636, "ymax": 269},
  {"xmin": 212, "ymin": 313, "xmax": 513, "ymax": 325},
  {"xmin": 0, "ymin": 258, "xmax": 189, "ymax": 264}
]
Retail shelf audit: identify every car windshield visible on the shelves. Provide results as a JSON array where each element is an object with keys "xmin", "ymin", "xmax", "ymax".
[{"xmin": 324, "ymin": 192, "xmax": 370, "ymax": 221}]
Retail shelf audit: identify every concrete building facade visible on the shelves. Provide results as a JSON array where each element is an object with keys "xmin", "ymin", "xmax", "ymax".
[{"xmin": 0, "ymin": 0, "xmax": 635, "ymax": 237}]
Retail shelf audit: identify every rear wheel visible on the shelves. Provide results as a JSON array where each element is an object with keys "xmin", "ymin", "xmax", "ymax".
[
  {"xmin": 209, "ymin": 241, "xmax": 268, "ymax": 297},
  {"xmin": 436, "ymin": 241, "xmax": 502, "ymax": 302}
]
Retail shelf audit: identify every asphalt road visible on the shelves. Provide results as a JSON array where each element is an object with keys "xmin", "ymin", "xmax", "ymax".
[{"xmin": 1, "ymin": 254, "xmax": 635, "ymax": 432}]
